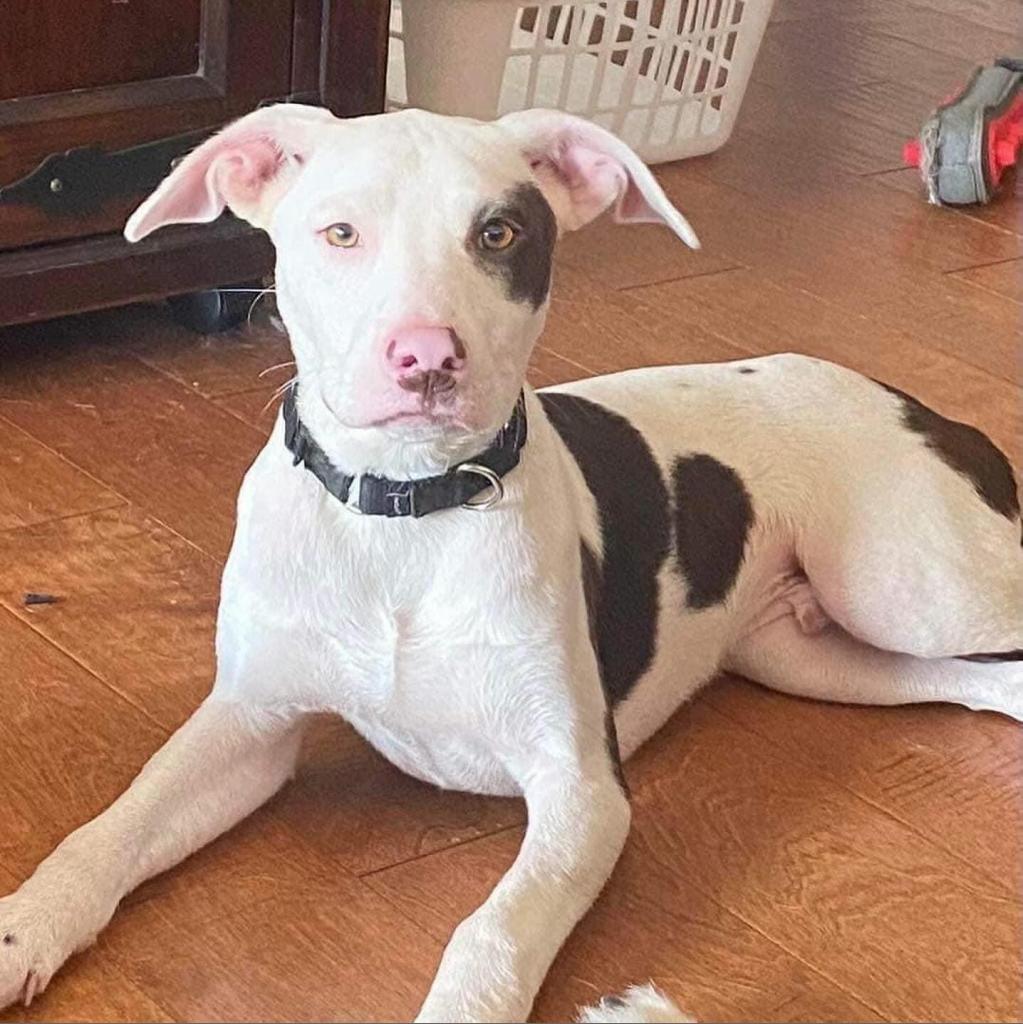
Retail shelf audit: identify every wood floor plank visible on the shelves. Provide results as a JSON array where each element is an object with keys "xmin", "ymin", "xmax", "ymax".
[
  {"xmin": 0, "ymin": 317, "xmax": 267, "ymax": 560},
  {"xmin": 0, "ymin": 417, "xmax": 121, "ymax": 532},
  {"xmin": 685, "ymin": 126, "xmax": 1022, "ymax": 274},
  {"xmin": 368, "ymin": 804, "xmax": 882, "ymax": 1023},
  {"xmin": 837, "ymin": 78, "xmax": 938, "ymax": 139},
  {"xmin": 951, "ymin": 258, "xmax": 1023, "ymax": 305},
  {"xmin": 556, "ymin": 220, "xmax": 740, "ymax": 292},
  {"xmin": 274, "ymin": 715, "xmax": 525, "ymax": 878},
  {"xmin": 101, "ymin": 869, "xmax": 441, "ymax": 1023},
  {"xmin": 0, "ymin": 608, "xmax": 168, "ymax": 880},
  {"xmin": 644, "ymin": 163, "xmax": 1022, "ymax": 381},
  {"xmin": 1, "ymin": 958, "xmax": 174, "ymax": 1024},
  {"xmin": 0, "ymin": 505, "xmax": 220, "ymax": 731},
  {"xmin": 541, "ymin": 266, "xmax": 754, "ymax": 375},
  {"xmin": 120, "ymin": 304, "xmax": 295, "ymax": 399},
  {"xmin": 868, "ymin": 5, "xmax": 1022, "ymax": 61},
  {"xmin": 629, "ymin": 702, "xmax": 1022, "ymax": 1023},
  {"xmin": 737, "ymin": 80, "xmax": 908, "ymax": 177},
  {"xmin": 758, "ymin": 19, "xmax": 978, "ymax": 98},
  {"xmin": 214, "ymin": 385, "xmax": 283, "ymax": 435},
  {"xmin": 898, "ymin": 0, "xmax": 1023, "ymax": 35},
  {"xmin": 705, "ymin": 675, "xmax": 1022, "ymax": 894}
]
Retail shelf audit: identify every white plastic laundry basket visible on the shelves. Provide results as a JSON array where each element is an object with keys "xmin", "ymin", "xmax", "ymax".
[{"xmin": 387, "ymin": 0, "xmax": 775, "ymax": 163}]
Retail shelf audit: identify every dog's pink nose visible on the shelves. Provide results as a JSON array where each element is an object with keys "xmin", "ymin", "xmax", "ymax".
[{"xmin": 385, "ymin": 327, "xmax": 466, "ymax": 379}]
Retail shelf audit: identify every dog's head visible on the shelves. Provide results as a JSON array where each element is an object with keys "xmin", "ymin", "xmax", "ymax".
[{"xmin": 126, "ymin": 105, "xmax": 696, "ymax": 473}]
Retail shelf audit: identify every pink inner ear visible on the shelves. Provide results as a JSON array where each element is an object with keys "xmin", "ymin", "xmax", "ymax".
[
  {"xmin": 531, "ymin": 141, "xmax": 630, "ymax": 228},
  {"xmin": 212, "ymin": 136, "xmax": 286, "ymax": 209},
  {"xmin": 126, "ymin": 132, "xmax": 287, "ymax": 240}
]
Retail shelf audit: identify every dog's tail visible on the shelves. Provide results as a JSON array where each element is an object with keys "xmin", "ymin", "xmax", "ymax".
[{"xmin": 575, "ymin": 984, "xmax": 694, "ymax": 1023}]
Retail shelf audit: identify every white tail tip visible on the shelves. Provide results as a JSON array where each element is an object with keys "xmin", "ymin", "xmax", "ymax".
[{"xmin": 577, "ymin": 983, "xmax": 694, "ymax": 1023}]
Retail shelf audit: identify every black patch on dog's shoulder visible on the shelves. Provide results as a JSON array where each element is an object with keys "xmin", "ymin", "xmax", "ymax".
[
  {"xmin": 672, "ymin": 454, "xmax": 754, "ymax": 609},
  {"xmin": 541, "ymin": 393, "xmax": 671, "ymax": 706},
  {"xmin": 877, "ymin": 381, "xmax": 1020, "ymax": 521},
  {"xmin": 468, "ymin": 183, "xmax": 557, "ymax": 310},
  {"xmin": 581, "ymin": 540, "xmax": 628, "ymax": 792},
  {"xmin": 737, "ymin": 366, "xmax": 757, "ymax": 374},
  {"xmin": 2, "ymin": 934, "xmax": 13, "ymax": 946}
]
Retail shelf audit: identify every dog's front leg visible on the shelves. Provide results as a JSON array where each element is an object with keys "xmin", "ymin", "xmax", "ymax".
[
  {"xmin": 416, "ymin": 757, "xmax": 630, "ymax": 1023},
  {"xmin": 0, "ymin": 697, "xmax": 305, "ymax": 1009}
]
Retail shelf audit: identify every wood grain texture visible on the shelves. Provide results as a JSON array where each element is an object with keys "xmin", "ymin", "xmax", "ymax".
[
  {"xmin": 0, "ymin": 316, "xmax": 266, "ymax": 558},
  {"xmin": 0, "ymin": 609, "xmax": 168, "ymax": 878},
  {"xmin": 705, "ymin": 675, "xmax": 1023, "ymax": 893},
  {"xmin": 0, "ymin": 505, "xmax": 220, "ymax": 730},
  {"xmin": 628, "ymin": 702, "xmax": 1022, "ymax": 1023},
  {"xmin": 951, "ymin": 258, "xmax": 1023, "ymax": 305},
  {"xmin": 0, "ymin": 417, "xmax": 121, "ymax": 531},
  {"xmin": 0, "ymin": 3, "xmax": 1019, "ymax": 1021},
  {"xmin": 100, "ymin": 876, "xmax": 440, "ymax": 1023}
]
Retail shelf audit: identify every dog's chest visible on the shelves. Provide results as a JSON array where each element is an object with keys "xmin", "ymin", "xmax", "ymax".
[{"xmin": 302, "ymin": 584, "xmax": 525, "ymax": 794}]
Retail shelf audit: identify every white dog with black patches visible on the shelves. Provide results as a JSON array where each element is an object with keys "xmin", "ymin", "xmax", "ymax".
[{"xmin": 1, "ymin": 104, "xmax": 1020, "ymax": 1023}]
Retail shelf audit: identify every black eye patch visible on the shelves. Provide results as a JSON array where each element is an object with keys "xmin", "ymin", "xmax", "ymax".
[{"xmin": 467, "ymin": 183, "xmax": 557, "ymax": 310}]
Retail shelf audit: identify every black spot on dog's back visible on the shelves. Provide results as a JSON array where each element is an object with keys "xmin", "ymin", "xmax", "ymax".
[
  {"xmin": 541, "ymin": 392, "xmax": 671, "ymax": 705},
  {"xmin": 468, "ymin": 183, "xmax": 557, "ymax": 310},
  {"xmin": 877, "ymin": 381, "xmax": 1019, "ymax": 520},
  {"xmin": 672, "ymin": 454, "xmax": 754, "ymax": 609}
]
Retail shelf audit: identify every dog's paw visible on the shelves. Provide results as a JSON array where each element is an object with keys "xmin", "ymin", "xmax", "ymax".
[
  {"xmin": 0, "ymin": 893, "xmax": 68, "ymax": 1011},
  {"xmin": 577, "ymin": 983, "xmax": 695, "ymax": 1023}
]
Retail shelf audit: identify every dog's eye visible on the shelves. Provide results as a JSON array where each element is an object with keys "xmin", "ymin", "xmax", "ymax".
[
  {"xmin": 479, "ymin": 219, "xmax": 518, "ymax": 252},
  {"xmin": 324, "ymin": 223, "xmax": 359, "ymax": 248}
]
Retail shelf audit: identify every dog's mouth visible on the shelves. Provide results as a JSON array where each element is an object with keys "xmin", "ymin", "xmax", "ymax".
[
  {"xmin": 321, "ymin": 390, "xmax": 473, "ymax": 433},
  {"xmin": 365, "ymin": 409, "xmax": 465, "ymax": 429}
]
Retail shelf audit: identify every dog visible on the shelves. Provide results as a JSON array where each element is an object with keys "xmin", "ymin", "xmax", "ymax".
[{"xmin": 1, "ymin": 104, "xmax": 1020, "ymax": 1023}]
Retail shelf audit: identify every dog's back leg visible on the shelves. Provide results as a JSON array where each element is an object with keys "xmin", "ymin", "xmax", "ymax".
[
  {"xmin": 726, "ymin": 610, "xmax": 1023, "ymax": 721},
  {"xmin": 792, "ymin": 386, "xmax": 1022, "ymax": 662}
]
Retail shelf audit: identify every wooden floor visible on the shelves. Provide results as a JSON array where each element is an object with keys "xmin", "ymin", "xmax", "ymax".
[{"xmin": 1, "ymin": 1, "xmax": 1021, "ymax": 1021}]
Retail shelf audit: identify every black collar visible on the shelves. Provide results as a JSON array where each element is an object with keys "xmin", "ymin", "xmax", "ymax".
[{"xmin": 281, "ymin": 388, "xmax": 528, "ymax": 518}]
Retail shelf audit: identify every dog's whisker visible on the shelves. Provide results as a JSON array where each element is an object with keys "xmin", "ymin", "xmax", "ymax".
[
  {"xmin": 246, "ymin": 287, "xmax": 277, "ymax": 327},
  {"xmin": 258, "ymin": 361, "xmax": 297, "ymax": 379},
  {"xmin": 261, "ymin": 375, "xmax": 299, "ymax": 413}
]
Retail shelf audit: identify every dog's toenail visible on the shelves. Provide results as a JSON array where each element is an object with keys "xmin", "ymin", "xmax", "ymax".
[{"xmin": 2, "ymin": 933, "xmax": 13, "ymax": 945}]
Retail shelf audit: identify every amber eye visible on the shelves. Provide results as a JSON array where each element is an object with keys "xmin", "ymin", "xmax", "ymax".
[
  {"xmin": 479, "ymin": 218, "xmax": 518, "ymax": 251},
  {"xmin": 324, "ymin": 222, "xmax": 359, "ymax": 248}
]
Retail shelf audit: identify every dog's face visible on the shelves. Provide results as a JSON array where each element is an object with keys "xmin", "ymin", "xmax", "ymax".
[{"xmin": 126, "ymin": 105, "xmax": 696, "ymax": 469}]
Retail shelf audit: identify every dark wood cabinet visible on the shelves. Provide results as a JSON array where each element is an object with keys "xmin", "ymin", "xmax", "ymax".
[{"xmin": 0, "ymin": 0, "xmax": 390, "ymax": 327}]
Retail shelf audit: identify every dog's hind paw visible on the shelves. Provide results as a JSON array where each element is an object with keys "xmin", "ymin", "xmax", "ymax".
[{"xmin": 576, "ymin": 983, "xmax": 694, "ymax": 1023}]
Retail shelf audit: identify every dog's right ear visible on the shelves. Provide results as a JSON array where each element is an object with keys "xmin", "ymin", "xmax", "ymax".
[{"xmin": 124, "ymin": 103, "xmax": 338, "ymax": 242}]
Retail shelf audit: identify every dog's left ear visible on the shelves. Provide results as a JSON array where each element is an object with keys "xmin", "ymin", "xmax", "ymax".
[{"xmin": 499, "ymin": 108, "xmax": 699, "ymax": 248}]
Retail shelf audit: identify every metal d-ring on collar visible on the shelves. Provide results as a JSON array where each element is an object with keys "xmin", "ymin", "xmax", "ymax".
[
  {"xmin": 281, "ymin": 388, "xmax": 528, "ymax": 518},
  {"xmin": 456, "ymin": 462, "xmax": 505, "ymax": 511}
]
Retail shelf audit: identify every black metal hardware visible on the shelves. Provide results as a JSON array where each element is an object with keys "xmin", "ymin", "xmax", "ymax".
[
  {"xmin": 0, "ymin": 127, "xmax": 214, "ymax": 217},
  {"xmin": 0, "ymin": 95, "xmax": 326, "ymax": 219}
]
